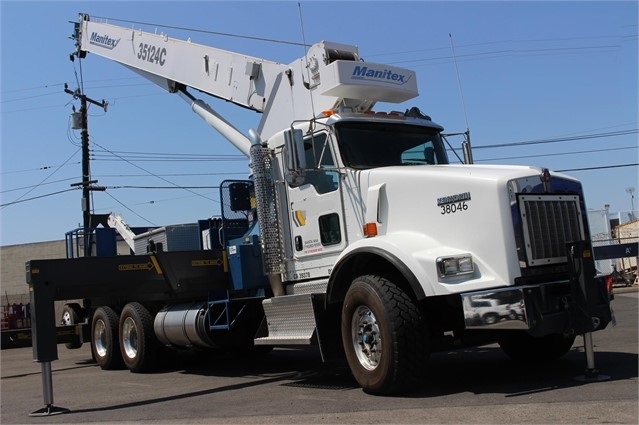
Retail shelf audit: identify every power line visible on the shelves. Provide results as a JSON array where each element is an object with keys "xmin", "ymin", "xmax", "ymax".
[
  {"xmin": 106, "ymin": 185, "xmax": 220, "ymax": 190},
  {"xmin": 0, "ymin": 91, "xmax": 65, "ymax": 103},
  {"xmin": 94, "ymin": 190, "xmax": 221, "ymax": 213},
  {"xmin": 0, "ymin": 78, "xmax": 141, "ymax": 95},
  {"xmin": 0, "ymin": 177, "xmax": 80, "ymax": 194},
  {"xmin": 0, "ymin": 188, "xmax": 78, "ymax": 207},
  {"xmin": 95, "ymin": 172, "xmax": 246, "ymax": 178},
  {"xmin": 90, "ymin": 150, "xmax": 244, "ymax": 161},
  {"xmin": 91, "ymin": 156, "xmax": 245, "ymax": 163},
  {"xmin": 0, "ymin": 148, "xmax": 81, "ymax": 209},
  {"xmin": 90, "ymin": 140, "xmax": 218, "ymax": 203},
  {"xmin": 473, "ymin": 129, "xmax": 638, "ymax": 150},
  {"xmin": 0, "ymin": 163, "xmax": 80, "ymax": 175},
  {"xmin": 365, "ymin": 34, "xmax": 633, "ymax": 59},
  {"xmin": 102, "ymin": 191, "xmax": 158, "ymax": 227},
  {"xmin": 475, "ymin": 145, "xmax": 638, "ymax": 163},
  {"xmin": 91, "ymin": 149, "xmax": 244, "ymax": 158},
  {"xmin": 92, "ymin": 15, "xmax": 307, "ymax": 47},
  {"xmin": 555, "ymin": 163, "xmax": 639, "ymax": 172}
]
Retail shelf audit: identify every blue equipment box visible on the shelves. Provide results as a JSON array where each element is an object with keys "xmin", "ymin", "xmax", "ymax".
[{"xmin": 227, "ymin": 236, "xmax": 269, "ymax": 290}]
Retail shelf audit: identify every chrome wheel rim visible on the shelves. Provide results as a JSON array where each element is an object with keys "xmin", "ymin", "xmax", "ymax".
[
  {"xmin": 93, "ymin": 319, "xmax": 108, "ymax": 358},
  {"xmin": 351, "ymin": 305, "xmax": 381, "ymax": 370},
  {"xmin": 121, "ymin": 317, "xmax": 139, "ymax": 360}
]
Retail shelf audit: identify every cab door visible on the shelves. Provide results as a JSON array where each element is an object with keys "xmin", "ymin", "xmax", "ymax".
[{"xmin": 285, "ymin": 132, "xmax": 345, "ymax": 280}]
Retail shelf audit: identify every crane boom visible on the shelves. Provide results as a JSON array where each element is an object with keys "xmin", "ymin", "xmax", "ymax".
[
  {"xmin": 71, "ymin": 13, "xmax": 419, "ymax": 141},
  {"xmin": 73, "ymin": 14, "xmax": 285, "ymax": 112},
  {"xmin": 107, "ymin": 213, "xmax": 136, "ymax": 252}
]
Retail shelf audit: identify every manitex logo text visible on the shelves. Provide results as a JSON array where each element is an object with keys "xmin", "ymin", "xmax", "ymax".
[
  {"xmin": 352, "ymin": 65, "xmax": 409, "ymax": 85},
  {"xmin": 90, "ymin": 32, "xmax": 120, "ymax": 50}
]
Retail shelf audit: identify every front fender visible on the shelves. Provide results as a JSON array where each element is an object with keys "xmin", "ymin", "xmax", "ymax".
[{"xmin": 327, "ymin": 232, "xmax": 439, "ymax": 305}]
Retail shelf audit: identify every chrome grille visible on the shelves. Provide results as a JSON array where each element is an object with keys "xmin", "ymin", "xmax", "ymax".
[{"xmin": 519, "ymin": 195, "xmax": 584, "ymax": 266}]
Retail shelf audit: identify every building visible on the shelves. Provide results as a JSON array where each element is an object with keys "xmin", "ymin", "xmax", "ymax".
[
  {"xmin": 1, "ymin": 240, "xmax": 68, "ymax": 329},
  {"xmin": 588, "ymin": 207, "xmax": 639, "ymax": 274}
]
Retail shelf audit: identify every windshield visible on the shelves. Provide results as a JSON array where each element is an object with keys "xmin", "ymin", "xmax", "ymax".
[{"xmin": 335, "ymin": 122, "xmax": 449, "ymax": 169}]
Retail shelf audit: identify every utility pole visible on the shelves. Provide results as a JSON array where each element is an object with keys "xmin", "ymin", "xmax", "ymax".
[
  {"xmin": 626, "ymin": 187, "xmax": 636, "ymax": 212},
  {"xmin": 65, "ymin": 84, "xmax": 107, "ymax": 256}
]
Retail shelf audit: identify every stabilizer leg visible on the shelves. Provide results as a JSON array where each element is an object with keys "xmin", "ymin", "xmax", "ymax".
[
  {"xmin": 28, "ymin": 362, "xmax": 70, "ymax": 417},
  {"xmin": 574, "ymin": 332, "xmax": 610, "ymax": 382}
]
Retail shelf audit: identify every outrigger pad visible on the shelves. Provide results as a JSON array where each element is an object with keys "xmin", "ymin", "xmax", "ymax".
[{"xmin": 29, "ymin": 404, "xmax": 70, "ymax": 417}]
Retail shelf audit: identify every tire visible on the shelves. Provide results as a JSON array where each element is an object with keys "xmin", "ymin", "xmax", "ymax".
[
  {"xmin": 482, "ymin": 313, "xmax": 499, "ymax": 325},
  {"xmin": 341, "ymin": 275, "xmax": 428, "ymax": 395},
  {"xmin": 498, "ymin": 333, "xmax": 576, "ymax": 363},
  {"xmin": 91, "ymin": 306, "xmax": 124, "ymax": 370},
  {"xmin": 119, "ymin": 302, "xmax": 158, "ymax": 373},
  {"xmin": 61, "ymin": 303, "xmax": 83, "ymax": 349}
]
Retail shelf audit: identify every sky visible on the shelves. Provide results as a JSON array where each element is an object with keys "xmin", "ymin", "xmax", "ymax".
[{"xmin": 1, "ymin": 0, "xmax": 637, "ymax": 246}]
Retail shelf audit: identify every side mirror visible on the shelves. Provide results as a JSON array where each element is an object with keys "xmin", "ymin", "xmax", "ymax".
[
  {"xmin": 284, "ymin": 129, "xmax": 306, "ymax": 187},
  {"xmin": 285, "ymin": 129, "xmax": 306, "ymax": 170},
  {"xmin": 228, "ymin": 181, "xmax": 253, "ymax": 212}
]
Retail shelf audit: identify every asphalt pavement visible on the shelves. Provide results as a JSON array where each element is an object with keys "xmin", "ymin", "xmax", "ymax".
[{"xmin": 1, "ymin": 286, "xmax": 637, "ymax": 424}]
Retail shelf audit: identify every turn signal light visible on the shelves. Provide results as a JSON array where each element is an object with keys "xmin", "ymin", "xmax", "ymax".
[{"xmin": 363, "ymin": 222, "xmax": 378, "ymax": 237}]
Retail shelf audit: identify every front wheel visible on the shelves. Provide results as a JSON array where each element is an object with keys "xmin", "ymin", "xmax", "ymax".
[
  {"xmin": 119, "ymin": 302, "xmax": 158, "ymax": 373},
  {"xmin": 498, "ymin": 333, "xmax": 576, "ymax": 363},
  {"xmin": 341, "ymin": 275, "xmax": 428, "ymax": 395}
]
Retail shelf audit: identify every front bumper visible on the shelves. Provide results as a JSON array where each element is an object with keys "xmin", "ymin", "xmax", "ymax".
[{"xmin": 461, "ymin": 278, "xmax": 612, "ymax": 337}]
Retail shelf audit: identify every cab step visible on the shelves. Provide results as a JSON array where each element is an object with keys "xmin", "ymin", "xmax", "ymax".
[{"xmin": 254, "ymin": 294, "xmax": 321, "ymax": 346}]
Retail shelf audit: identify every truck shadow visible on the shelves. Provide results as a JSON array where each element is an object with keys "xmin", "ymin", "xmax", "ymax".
[
  {"xmin": 411, "ymin": 347, "xmax": 638, "ymax": 398},
  {"xmin": 164, "ymin": 344, "xmax": 638, "ymax": 397},
  {"xmin": 63, "ymin": 345, "xmax": 636, "ymax": 416}
]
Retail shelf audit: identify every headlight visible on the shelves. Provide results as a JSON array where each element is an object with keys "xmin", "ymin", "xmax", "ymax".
[{"xmin": 436, "ymin": 255, "xmax": 474, "ymax": 278}]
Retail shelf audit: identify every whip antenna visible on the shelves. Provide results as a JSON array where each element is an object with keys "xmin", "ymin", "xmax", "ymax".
[
  {"xmin": 449, "ymin": 33, "xmax": 473, "ymax": 164},
  {"xmin": 298, "ymin": 2, "xmax": 316, "ymax": 123}
]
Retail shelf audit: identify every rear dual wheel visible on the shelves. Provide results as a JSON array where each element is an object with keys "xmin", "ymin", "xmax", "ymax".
[
  {"xmin": 119, "ymin": 302, "xmax": 159, "ymax": 373},
  {"xmin": 91, "ymin": 306, "xmax": 124, "ymax": 370},
  {"xmin": 91, "ymin": 303, "xmax": 159, "ymax": 372}
]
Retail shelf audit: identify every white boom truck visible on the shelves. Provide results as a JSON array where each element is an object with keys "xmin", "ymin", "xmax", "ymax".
[
  {"xmin": 26, "ymin": 13, "xmax": 612, "ymax": 413},
  {"xmin": 106, "ymin": 213, "xmax": 137, "ymax": 252}
]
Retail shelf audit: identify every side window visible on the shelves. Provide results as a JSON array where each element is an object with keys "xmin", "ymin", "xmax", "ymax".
[
  {"xmin": 319, "ymin": 213, "xmax": 341, "ymax": 246},
  {"xmin": 304, "ymin": 133, "xmax": 338, "ymax": 194},
  {"xmin": 304, "ymin": 133, "xmax": 334, "ymax": 168}
]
